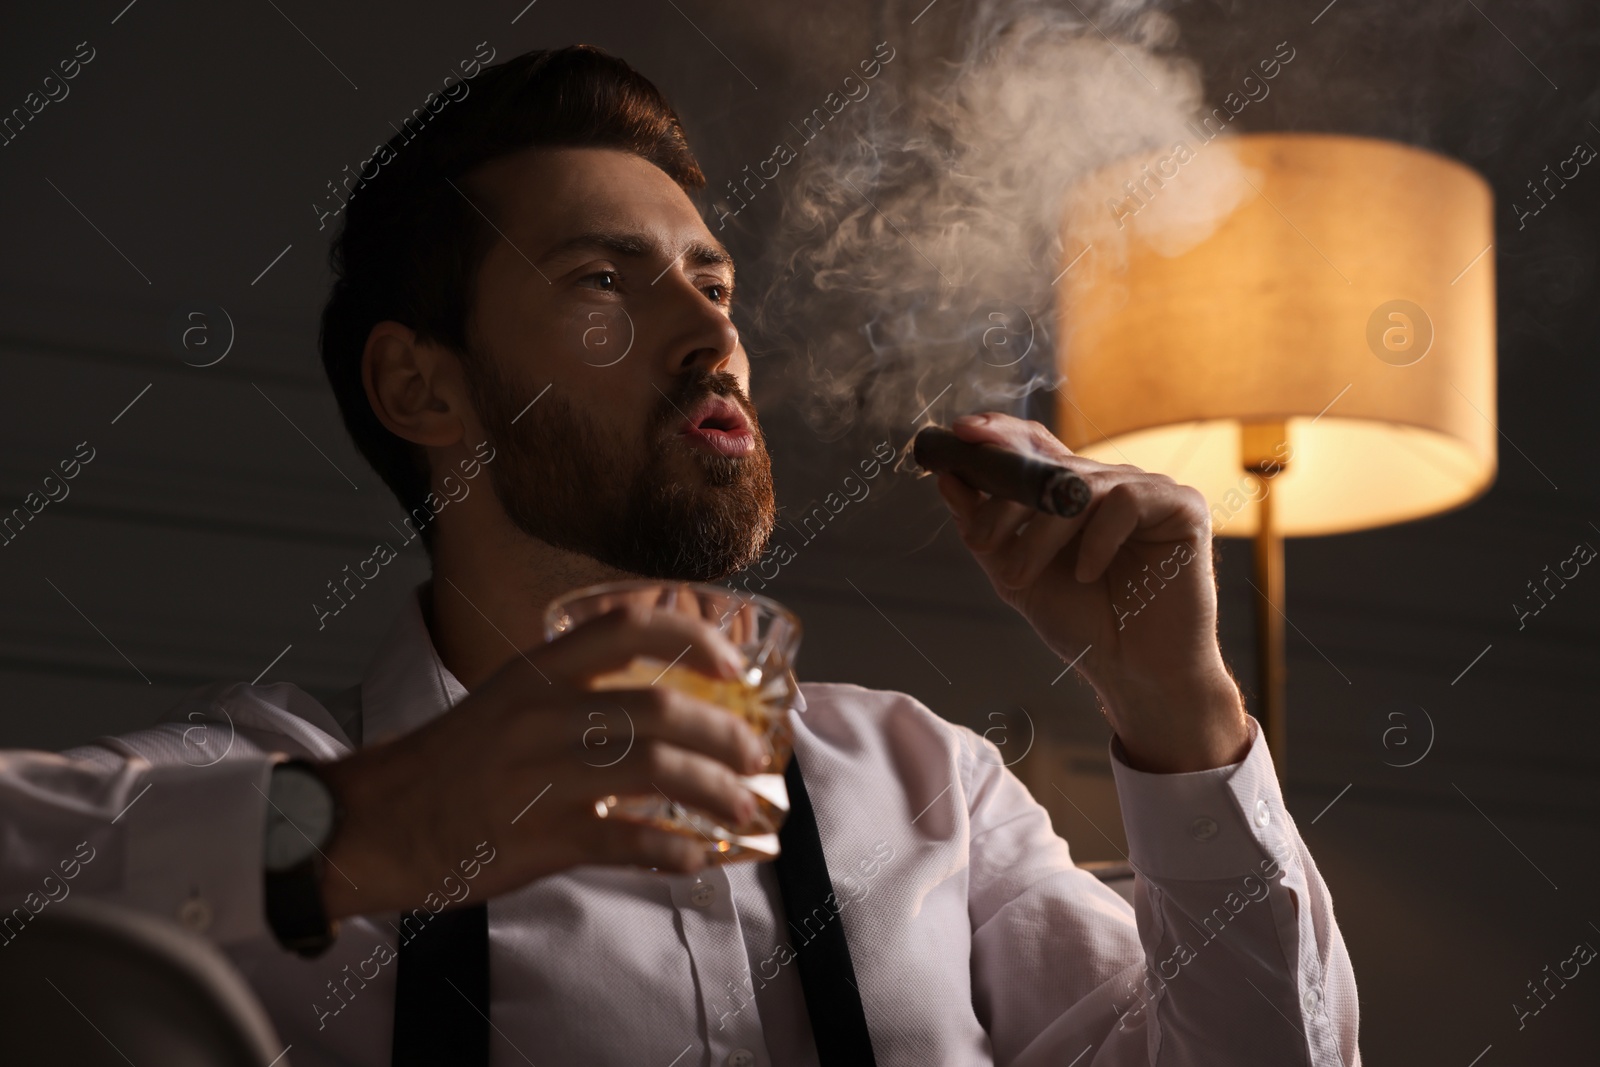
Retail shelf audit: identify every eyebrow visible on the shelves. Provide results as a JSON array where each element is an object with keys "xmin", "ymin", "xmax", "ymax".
[{"xmin": 536, "ymin": 229, "xmax": 735, "ymax": 278}]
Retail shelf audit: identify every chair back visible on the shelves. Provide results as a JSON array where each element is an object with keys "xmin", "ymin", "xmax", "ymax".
[{"xmin": 0, "ymin": 896, "xmax": 286, "ymax": 1066}]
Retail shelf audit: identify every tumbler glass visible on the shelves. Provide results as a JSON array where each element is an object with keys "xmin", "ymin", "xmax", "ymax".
[{"xmin": 543, "ymin": 581, "xmax": 803, "ymax": 863}]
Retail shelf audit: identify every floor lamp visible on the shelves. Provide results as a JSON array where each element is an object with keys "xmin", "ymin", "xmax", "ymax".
[{"xmin": 1055, "ymin": 133, "xmax": 1497, "ymax": 776}]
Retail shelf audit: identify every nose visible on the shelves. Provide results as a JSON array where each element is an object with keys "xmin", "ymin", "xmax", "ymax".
[{"xmin": 658, "ymin": 275, "xmax": 740, "ymax": 377}]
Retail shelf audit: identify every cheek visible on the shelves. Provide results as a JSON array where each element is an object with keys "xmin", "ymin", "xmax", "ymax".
[
  {"xmin": 477, "ymin": 261, "xmax": 610, "ymax": 378},
  {"xmin": 571, "ymin": 304, "xmax": 636, "ymax": 368},
  {"xmin": 492, "ymin": 289, "xmax": 621, "ymax": 394},
  {"xmin": 729, "ymin": 349, "xmax": 753, "ymax": 391}
]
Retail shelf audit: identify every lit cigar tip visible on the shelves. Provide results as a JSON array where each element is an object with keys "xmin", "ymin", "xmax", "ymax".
[{"xmin": 1042, "ymin": 469, "xmax": 1092, "ymax": 518}]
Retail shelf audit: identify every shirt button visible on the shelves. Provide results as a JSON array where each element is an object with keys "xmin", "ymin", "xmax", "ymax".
[
  {"xmin": 1188, "ymin": 816, "xmax": 1219, "ymax": 841},
  {"xmin": 177, "ymin": 895, "xmax": 212, "ymax": 932},
  {"xmin": 690, "ymin": 881, "xmax": 717, "ymax": 908},
  {"xmin": 1254, "ymin": 800, "xmax": 1271, "ymax": 828},
  {"xmin": 726, "ymin": 1050, "xmax": 756, "ymax": 1067}
]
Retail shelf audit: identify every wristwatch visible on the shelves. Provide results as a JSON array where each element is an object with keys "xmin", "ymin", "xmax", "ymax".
[{"xmin": 263, "ymin": 757, "xmax": 341, "ymax": 957}]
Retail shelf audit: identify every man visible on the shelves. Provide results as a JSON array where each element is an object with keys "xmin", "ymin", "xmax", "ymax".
[{"xmin": 0, "ymin": 45, "xmax": 1357, "ymax": 1066}]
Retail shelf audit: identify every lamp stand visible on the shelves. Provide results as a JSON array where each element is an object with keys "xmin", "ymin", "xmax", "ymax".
[{"xmin": 1242, "ymin": 422, "xmax": 1289, "ymax": 778}]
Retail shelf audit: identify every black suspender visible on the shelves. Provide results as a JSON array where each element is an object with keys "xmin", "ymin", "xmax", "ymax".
[
  {"xmin": 391, "ymin": 899, "xmax": 490, "ymax": 1066},
  {"xmin": 391, "ymin": 753, "xmax": 876, "ymax": 1064},
  {"xmin": 771, "ymin": 753, "xmax": 879, "ymax": 1065}
]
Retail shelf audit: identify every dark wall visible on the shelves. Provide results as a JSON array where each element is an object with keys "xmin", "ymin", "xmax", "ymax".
[{"xmin": 1, "ymin": 1, "xmax": 1596, "ymax": 1063}]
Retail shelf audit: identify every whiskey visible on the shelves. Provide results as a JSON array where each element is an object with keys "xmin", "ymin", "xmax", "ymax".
[{"xmin": 591, "ymin": 657, "xmax": 795, "ymax": 861}]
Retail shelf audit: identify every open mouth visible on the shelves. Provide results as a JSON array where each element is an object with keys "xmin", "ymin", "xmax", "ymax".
[{"xmin": 678, "ymin": 396, "xmax": 756, "ymax": 457}]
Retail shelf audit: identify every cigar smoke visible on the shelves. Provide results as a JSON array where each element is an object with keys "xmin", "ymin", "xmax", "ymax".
[{"xmin": 749, "ymin": 0, "xmax": 1249, "ymax": 445}]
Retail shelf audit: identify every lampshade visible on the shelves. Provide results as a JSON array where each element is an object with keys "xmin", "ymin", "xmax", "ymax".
[{"xmin": 1056, "ymin": 133, "xmax": 1497, "ymax": 537}]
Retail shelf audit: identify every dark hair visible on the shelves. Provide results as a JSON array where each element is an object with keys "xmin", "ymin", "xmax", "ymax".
[{"xmin": 319, "ymin": 45, "xmax": 705, "ymax": 552}]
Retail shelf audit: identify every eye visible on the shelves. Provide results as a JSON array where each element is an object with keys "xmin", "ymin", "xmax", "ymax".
[
  {"xmin": 704, "ymin": 281, "xmax": 734, "ymax": 306},
  {"xmin": 578, "ymin": 269, "xmax": 620, "ymax": 293}
]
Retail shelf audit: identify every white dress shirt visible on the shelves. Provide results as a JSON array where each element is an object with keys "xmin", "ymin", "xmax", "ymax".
[{"xmin": 0, "ymin": 582, "xmax": 1359, "ymax": 1066}]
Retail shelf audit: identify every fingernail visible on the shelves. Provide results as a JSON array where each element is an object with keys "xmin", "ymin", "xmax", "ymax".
[{"xmin": 953, "ymin": 413, "xmax": 987, "ymax": 427}]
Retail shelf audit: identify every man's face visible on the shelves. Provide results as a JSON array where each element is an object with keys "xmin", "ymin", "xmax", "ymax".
[{"xmin": 459, "ymin": 146, "xmax": 775, "ymax": 581}]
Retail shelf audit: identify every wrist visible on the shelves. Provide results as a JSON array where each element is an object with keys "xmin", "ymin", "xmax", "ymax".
[
  {"xmin": 1096, "ymin": 659, "xmax": 1251, "ymax": 773},
  {"xmin": 315, "ymin": 752, "xmax": 403, "ymax": 922}
]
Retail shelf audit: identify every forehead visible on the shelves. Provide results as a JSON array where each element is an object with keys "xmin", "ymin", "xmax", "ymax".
[{"xmin": 467, "ymin": 145, "xmax": 719, "ymax": 254}]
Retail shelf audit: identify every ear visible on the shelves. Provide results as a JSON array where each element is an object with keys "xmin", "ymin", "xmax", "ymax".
[{"xmin": 363, "ymin": 321, "xmax": 470, "ymax": 449}]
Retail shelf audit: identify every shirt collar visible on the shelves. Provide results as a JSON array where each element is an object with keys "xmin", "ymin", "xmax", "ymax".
[
  {"xmin": 358, "ymin": 580, "xmax": 468, "ymax": 747},
  {"xmin": 354, "ymin": 579, "xmax": 809, "ymax": 745}
]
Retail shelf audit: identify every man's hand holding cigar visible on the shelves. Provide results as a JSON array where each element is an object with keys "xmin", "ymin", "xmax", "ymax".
[{"xmin": 934, "ymin": 411, "xmax": 1251, "ymax": 774}]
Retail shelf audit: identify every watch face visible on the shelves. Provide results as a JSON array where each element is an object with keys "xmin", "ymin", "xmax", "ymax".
[{"xmin": 265, "ymin": 764, "xmax": 334, "ymax": 872}]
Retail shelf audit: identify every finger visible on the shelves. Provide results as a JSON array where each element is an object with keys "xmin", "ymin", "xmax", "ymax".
[
  {"xmin": 960, "ymin": 494, "xmax": 1036, "ymax": 554},
  {"xmin": 997, "ymin": 512, "xmax": 1088, "ymax": 589},
  {"xmin": 537, "ymin": 604, "xmax": 746, "ymax": 685},
  {"xmin": 995, "ymin": 465, "xmax": 1139, "ymax": 586},
  {"xmin": 1073, "ymin": 482, "xmax": 1144, "ymax": 582},
  {"xmin": 950, "ymin": 412, "xmax": 1077, "ymax": 464},
  {"xmin": 612, "ymin": 686, "xmax": 768, "ymax": 774},
  {"xmin": 599, "ymin": 739, "xmax": 757, "ymax": 831},
  {"xmin": 1076, "ymin": 477, "xmax": 1212, "ymax": 584},
  {"xmin": 505, "ymin": 690, "xmax": 766, "ymax": 803},
  {"xmin": 592, "ymin": 817, "xmax": 707, "ymax": 874}
]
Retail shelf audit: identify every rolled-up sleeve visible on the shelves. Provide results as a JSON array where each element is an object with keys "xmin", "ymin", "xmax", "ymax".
[{"xmin": 966, "ymin": 715, "xmax": 1359, "ymax": 1066}]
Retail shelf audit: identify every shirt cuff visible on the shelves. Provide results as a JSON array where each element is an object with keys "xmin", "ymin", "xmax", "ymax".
[
  {"xmin": 1108, "ymin": 716, "xmax": 1292, "ymax": 882},
  {"xmin": 120, "ymin": 755, "xmax": 277, "ymax": 944}
]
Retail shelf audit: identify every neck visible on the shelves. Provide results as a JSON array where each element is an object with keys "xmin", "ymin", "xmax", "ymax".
[{"xmin": 426, "ymin": 517, "xmax": 635, "ymax": 692}]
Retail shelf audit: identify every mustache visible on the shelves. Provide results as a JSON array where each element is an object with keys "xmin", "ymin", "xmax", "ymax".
[{"xmin": 653, "ymin": 371, "xmax": 760, "ymax": 435}]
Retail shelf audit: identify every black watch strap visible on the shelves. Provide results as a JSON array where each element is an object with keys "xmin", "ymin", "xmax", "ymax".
[
  {"xmin": 265, "ymin": 857, "xmax": 336, "ymax": 957},
  {"xmin": 263, "ymin": 758, "xmax": 340, "ymax": 957}
]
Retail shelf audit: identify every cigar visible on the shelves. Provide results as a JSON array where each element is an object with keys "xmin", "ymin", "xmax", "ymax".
[{"xmin": 913, "ymin": 426, "xmax": 1091, "ymax": 518}]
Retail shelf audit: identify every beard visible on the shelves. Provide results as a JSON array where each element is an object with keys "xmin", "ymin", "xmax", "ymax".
[{"xmin": 466, "ymin": 360, "xmax": 777, "ymax": 582}]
